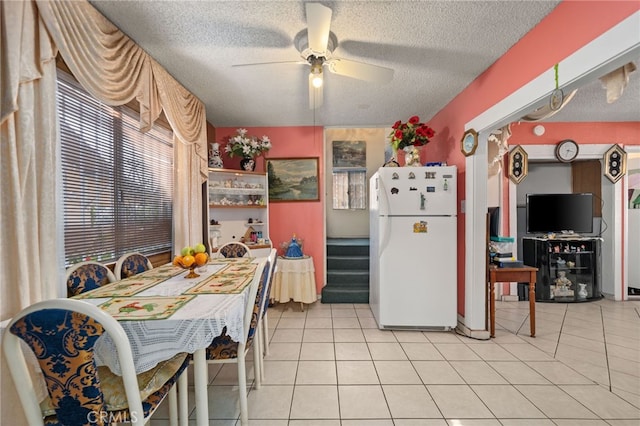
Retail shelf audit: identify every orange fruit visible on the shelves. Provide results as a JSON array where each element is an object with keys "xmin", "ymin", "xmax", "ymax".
[
  {"xmin": 173, "ymin": 255, "xmax": 183, "ymax": 267},
  {"xmin": 194, "ymin": 252, "xmax": 208, "ymax": 266},
  {"xmin": 182, "ymin": 255, "xmax": 195, "ymax": 268}
]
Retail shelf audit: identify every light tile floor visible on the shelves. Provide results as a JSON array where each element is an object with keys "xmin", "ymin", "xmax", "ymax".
[{"xmin": 152, "ymin": 298, "xmax": 640, "ymax": 425}]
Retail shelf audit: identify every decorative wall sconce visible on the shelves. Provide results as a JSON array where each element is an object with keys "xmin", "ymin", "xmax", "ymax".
[
  {"xmin": 508, "ymin": 145, "xmax": 528, "ymax": 184},
  {"xmin": 603, "ymin": 144, "xmax": 627, "ymax": 183}
]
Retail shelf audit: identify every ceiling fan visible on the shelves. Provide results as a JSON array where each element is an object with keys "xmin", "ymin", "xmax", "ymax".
[{"xmin": 234, "ymin": 3, "xmax": 394, "ymax": 109}]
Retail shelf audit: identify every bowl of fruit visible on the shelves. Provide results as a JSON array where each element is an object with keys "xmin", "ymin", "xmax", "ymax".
[{"xmin": 173, "ymin": 243, "xmax": 209, "ymax": 278}]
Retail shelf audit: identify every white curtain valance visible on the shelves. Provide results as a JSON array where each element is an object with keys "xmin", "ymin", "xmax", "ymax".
[{"xmin": 34, "ymin": 0, "xmax": 208, "ymax": 179}]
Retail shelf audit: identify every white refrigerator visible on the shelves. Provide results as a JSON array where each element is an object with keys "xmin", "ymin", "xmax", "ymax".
[{"xmin": 369, "ymin": 166, "xmax": 457, "ymax": 330}]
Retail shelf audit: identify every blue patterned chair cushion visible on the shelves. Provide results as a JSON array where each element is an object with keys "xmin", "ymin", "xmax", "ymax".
[
  {"xmin": 206, "ymin": 262, "xmax": 269, "ymax": 360},
  {"xmin": 67, "ymin": 263, "xmax": 113, "ymax": 297},
  {"xmin": 10, "ymin": 308, "xmax": 188, "ymax": 425},
  {"xmin": 40, "ymin": 353, "xmax": 189, "ymax": 420},
  {"xmin": 10, "ymin": 309, "xmax": 108, "ymax": 426},
  {"xmin": 119, "ymin": 254, "xmax": 151, "ymax": 279},
  {"xmin": 219, "ymin": 244, "xmax": 248, "ymax": 258}
]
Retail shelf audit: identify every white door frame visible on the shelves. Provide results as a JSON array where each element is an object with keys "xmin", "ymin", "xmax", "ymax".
[{"xmin": 460, "ymin": 12, "xmax": 640, "ymax": 334}]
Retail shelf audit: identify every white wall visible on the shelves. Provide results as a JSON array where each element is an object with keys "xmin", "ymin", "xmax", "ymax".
[
  {"xmin": 516, "ymin": 163, "xmax": 572, "ymax": 205},
  {"xmin": 629, "ymin": 210, "xmax": 640, "ymax": 289},
  {"xmin": 626, "ymin": 150, "xmax": 640, "ymax": 290},
  {"xmin": 324, "ymin": 128, "xmax": 388, "ymax": 238}
]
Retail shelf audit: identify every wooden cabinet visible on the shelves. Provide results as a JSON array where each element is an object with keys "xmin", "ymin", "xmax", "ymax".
[
  {"xmin": 523, "ymin": 237, "xmax": 602, "ymax": 302},
  {"xmin": 207, "ymin": 169, "xmax": 271, "ymax": 256}
]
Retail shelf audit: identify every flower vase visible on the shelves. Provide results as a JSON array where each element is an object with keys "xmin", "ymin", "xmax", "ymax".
[
  {"xmin": 240, "ymin": 157, "xmax": 256, "ymax": 171},
  {"xmin": 403, "ymin": 146, "xmax": 422, "ymax": 167},
  {"xmin": 208, "ymin": 142, "xmax": 224, "ymax": 169},
  {"xmin": 578, "ymin": 283, "xmax": 588, "ymax": 300}
]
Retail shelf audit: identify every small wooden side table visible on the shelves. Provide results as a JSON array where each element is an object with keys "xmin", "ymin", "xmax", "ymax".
[{"xmin": 488, "ymin": 265, "xmax": 538, "ymax": 338}]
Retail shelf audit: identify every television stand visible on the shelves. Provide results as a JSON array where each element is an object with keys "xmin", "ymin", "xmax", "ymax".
[
  {"xmin": 523, "ymin": 236, "xmax": 602, "ymax": 303},
  {"xmin": 537, "ymin": 233, "xmax": 594, "ymax": 240},
  {"xmin": 553, "ymin": 234, "xmax": 582, "ymax": 239}
]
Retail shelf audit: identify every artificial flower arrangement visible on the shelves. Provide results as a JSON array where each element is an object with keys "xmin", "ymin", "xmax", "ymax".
[
  {"xmin": 225, "ymin": 128, "xmax": 272, "ymax": 158},
  {"xmin": 389, "ymin": 115, "xmax": 436, "ymax": 151}
]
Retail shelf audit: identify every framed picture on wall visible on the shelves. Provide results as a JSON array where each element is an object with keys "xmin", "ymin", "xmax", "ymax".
[
  {"xmin": 332, "ymin": 140, "xmax": 366, "ymax": 168},
  {"xmin": 265, "ymin": 157, "xmax": 320, "ymax": 202}
]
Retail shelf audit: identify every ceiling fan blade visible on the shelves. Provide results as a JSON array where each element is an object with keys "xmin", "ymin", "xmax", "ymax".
[
  {"xmin": 306, "ymin": 3, "xmax": 332, "ymax": 55},
  {"xmin": 232, "ymin": 60, "xmax": 305, "ymax": 68},
  {"xmin": 326, "ymin": 58, "xmax": 394, "ymax": 83},
  {"xmin": 309, "ymin": 73, "xmax": 323, "ymax": 109}
]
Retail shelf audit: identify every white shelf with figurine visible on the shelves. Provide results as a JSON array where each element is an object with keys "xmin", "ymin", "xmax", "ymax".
[
  {"xmin": 206, "ymin": 129, "xmax": 272, "ymax": 256},
  {"xmin": 207, "ymin": 168, "xmax": 271, "ymax": 257}
]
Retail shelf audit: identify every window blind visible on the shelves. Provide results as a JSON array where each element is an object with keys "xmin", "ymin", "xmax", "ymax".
[{"xmin": 58, "ymin": 72, "xmax": 174, "ymax": 266}]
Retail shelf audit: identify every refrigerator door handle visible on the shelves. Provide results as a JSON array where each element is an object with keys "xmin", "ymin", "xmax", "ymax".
[
  {"xmin": 378, "ymin": 177, "xmax": 392, "ymax": 257},
  {"xmin": 378, "ymin": 176, "xmax": 390, "ymax": 217}
]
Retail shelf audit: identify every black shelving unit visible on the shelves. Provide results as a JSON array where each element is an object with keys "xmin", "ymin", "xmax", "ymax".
[{"xmin": 523, "ymin": 237, "xmax": 602, "ymax": 302}]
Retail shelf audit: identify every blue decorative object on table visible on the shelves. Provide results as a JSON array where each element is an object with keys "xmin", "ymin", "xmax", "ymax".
[{"xmin": 285, "ymin": 235, "xmax": 304, "ymax": 258}]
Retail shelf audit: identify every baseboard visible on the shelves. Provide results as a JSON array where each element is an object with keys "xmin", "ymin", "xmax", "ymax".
[
  {"xmin": 456, "ymin": 316, "xmax": 490, "ymax": 340},
  {"xmin": 501, "ymin": 295, "xmax": 519, "ymax": 302}
]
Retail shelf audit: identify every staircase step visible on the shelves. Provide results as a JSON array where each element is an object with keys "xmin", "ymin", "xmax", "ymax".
[
  {"xmin": 327, "ymin": 238, "xmax": 370, "ymax": 245},
  {"xmin": 327, "ymin": 238, "xmax": 369, "ymax": 256},
  {"xmin": 327, "ymin": 255, "xmax": 369, "ymax": 270},
  {"xmin": 327, "ymin": 270, "xmax": 369, "ymax": 285},
  {"xmin": 324, "ymin": 238, "xmax": 371, "ymax": 303},
  {"xmin": 321, "ymin": 286, "xmax": 370, "ymax": 304}
]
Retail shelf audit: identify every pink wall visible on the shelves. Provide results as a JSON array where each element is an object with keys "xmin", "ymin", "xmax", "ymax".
[
  {"xmin": 214, "ymin": 3, "xmax": 639, "ymax": 306},
  {"xmin": 216, "ymin": 126, "xmax": 326, "ymax": 293},
  {"xmin": 425, "ymin": 1, "xmax": 639, "ymax": 315},
  {"xmin": 510, "ymin": 122, "xmax": 640, "ymax": 146}
]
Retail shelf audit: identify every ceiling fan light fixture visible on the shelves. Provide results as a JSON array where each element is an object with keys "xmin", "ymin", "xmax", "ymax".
[
  {"xmin": 311, "ymin": 72, "xmax": 323, "ymax": 88},
  {"xmin": 310, "ymin": 69, "xmax": 323, "ymax": 88},
  {"xmin": 309, "ymin": 58, "xmax": 324, "ymax": 88}
]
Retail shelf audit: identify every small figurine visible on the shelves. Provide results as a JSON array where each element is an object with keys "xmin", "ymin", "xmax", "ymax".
[
  {"xmin": 285, "ymin": 234, "xmax": 304, "ymax": 258},
  {"xmin": 554, "ymin": 271, "xmax": 574, "ymax": 299}
]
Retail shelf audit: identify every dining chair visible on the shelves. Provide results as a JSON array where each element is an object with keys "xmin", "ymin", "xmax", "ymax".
[
  {"xmin": 66, "ymin": 261, "xmax": 117, "ymax": 297},
  {"xmin": 256, "ymin": 248, "xmax": 278, "ymax": 381},
  {"xmin": 115, "ymin": 252, "xmax": 153, "ymax": 280},
  {"xmin": 204, "ymin": 258, "xmax": 268, "ymax": 425},
  {"xmin": 216, "ymin": 241, "xmax": 252, "ymax": 258},
  {"xmin": 3, "ymin": 298, "xmax": 189, "ymax": 426}
]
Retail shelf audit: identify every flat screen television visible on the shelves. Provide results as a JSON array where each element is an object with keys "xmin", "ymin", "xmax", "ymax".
[
  {"xmin": 488, "ymin": 206, "xmax": 500, "ymax": 238},
  {"xmin": 526, "ymin": 193, "xmax": 594, "ymax": 234}
]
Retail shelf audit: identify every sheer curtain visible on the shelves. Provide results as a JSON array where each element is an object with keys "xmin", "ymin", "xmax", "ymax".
[{"xmin": 1, "ymin": 2, "xmax": 207, "ymax": 422}]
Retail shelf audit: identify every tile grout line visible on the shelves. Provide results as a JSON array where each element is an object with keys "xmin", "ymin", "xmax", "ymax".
[{"xmin": 600, "ymin": 304, "xmax": 614, "ymax": 393}]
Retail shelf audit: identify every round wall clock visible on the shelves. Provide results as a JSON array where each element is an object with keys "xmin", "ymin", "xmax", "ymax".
[
  {"xmin": 461, "ymin": 129, "xmax": 478, "ymax": 157},
  {"xmin": 549, "ymin": 88, "xmax": 564, "ymax": 111},
  {"xmin": 555, "ymin": 139, "xmax": 579, "ymax": 163}
]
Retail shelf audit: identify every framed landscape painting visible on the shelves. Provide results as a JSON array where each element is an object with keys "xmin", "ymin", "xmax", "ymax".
[
  {"xmin": 265, "ymin": 157, "xmax": 319, "ymax": 202},
  {"xmin": 332, "ymin": 140, "xmax": 366, "ymax": 168}
]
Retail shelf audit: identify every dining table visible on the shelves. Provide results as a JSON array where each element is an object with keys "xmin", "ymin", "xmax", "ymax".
[{"xmin": 73, "ymin": 256, "xmax": 262, "ymax": 426}]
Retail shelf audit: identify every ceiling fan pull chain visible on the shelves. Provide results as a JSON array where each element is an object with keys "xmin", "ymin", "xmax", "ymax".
[{"xmin": 549, "ymin": 63, "xmax": 564, "ymax": 111}]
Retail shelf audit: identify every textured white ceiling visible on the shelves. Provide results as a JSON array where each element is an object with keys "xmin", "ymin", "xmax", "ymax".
[{"xmin": 89, "ymin": 1, "xmax": 638, "ymax": 128}]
